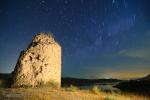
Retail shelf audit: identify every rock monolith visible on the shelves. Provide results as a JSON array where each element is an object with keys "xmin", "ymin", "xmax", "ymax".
[{"xmin": 11, "ymin": 33, "xmax": 61, "ymax": 88}]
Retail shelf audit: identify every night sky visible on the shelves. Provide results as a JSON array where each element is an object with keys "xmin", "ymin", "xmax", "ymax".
[{"xmin": 0, "ymin": 0, "xmax": 150, "ymax": 79}]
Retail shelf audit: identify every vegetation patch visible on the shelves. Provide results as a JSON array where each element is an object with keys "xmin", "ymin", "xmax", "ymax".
[
  {"xmin": 65, "ymin": 85, "xmax": 79, "ymax": 92},
  {"xmin": 36, "ymin": 80, "xmax": 60, "ymax": 88},
  {"xmin": 104, "ymin": 96, "xmax": 116, "ymax": 100},
  {"xmin": 18, "ymin": 84, "xmax": 33, "ymax": 88},
  {"xmin": 91, "ymin": 85, "xmax": 101, "ymax": 94}
]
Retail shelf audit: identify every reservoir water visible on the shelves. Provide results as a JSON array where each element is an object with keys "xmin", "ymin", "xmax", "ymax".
[{"xmin": 79, "ymin": 83, "xmax": 120, "ymax": 92}]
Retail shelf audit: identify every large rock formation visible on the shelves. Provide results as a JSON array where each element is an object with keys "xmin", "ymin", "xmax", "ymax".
[{"xmin": 11, "ymin": 33, "xmax": 61, "ymax": 88}]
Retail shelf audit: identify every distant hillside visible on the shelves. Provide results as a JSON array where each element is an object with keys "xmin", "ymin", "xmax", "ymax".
[
  {"xmin": 0, "ymin": 73, "xmax": 12, "ymax": 88},
  {"xmin": 0, "ymin": 73, "xmax": 11, "ymax": 79},
  {"xmin": 61, "ymin": 77, "xmax": 122, "ymax": 86},
  {"xmin": 115, "ymin": 74, "xmax": 150, "ymax": 95},
  {"xmin": 139, "ymin": 74, "xmax": 150, "ymax": 81}
]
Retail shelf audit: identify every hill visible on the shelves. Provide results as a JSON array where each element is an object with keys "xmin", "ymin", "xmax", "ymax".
[
  {"xmin": 139, "ymin": 74, "xmax": 150, "ymax": 81},
  {"xmin": 115, "ymin": 74, "xmax": 150, "ymax": 95},
  {"xmin": 62, "ymin": 77, "xmax": 122, "ymax": 86}
]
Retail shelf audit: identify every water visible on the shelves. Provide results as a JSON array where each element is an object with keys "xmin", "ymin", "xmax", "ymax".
[{"xmin": 79, "ymin": 84, "xmax": 120, "ymax": 92}]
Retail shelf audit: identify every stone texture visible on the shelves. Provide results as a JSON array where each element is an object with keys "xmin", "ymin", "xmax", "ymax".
[{"xmin": 11, "ymin": 33, "xmax": 61, "ymax": 87}]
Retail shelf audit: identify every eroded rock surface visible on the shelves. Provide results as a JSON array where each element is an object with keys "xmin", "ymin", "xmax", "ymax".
[{"xmin": 11, "ymin": 33, "xmax": 61, "ymax": 87}]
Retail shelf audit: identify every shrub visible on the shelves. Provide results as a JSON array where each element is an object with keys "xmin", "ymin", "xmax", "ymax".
[
  {"xmin": 66, "ymin": 85, "xmax": 79, "ymax": 92},
  {"xmin": 91, "ymin": 85, "xmax": 101, "ymax": 94},
  {"xmin": 19, "ymin": 84, "xmax": 32, "ymax": 88},
  {"xmin": 47, "ymin": 32, "xmax": 54, "ymax": 38}
]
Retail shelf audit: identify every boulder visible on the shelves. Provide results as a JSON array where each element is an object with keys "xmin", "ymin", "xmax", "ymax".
[{"xmin": 11, "ymin": 33, "xmax": 61, "ymax": 88}]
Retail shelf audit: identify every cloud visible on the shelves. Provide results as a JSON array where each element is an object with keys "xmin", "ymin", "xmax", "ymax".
[
  {"xmin": 90, "ymin": 67, "xmax": 150, "ymax": 79},
  {"xmin": 118, "ymin": 48, "xmax": 150, "ymax": 58},
  {"xmin": 107, "ymin": 70, "xmax": 150, "ymax": 79}
]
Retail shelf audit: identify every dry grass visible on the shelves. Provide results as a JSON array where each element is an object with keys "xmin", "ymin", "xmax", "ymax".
[{"xmin": 0, "ymin": 87, "xmax": 149, "ymax": 100}]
